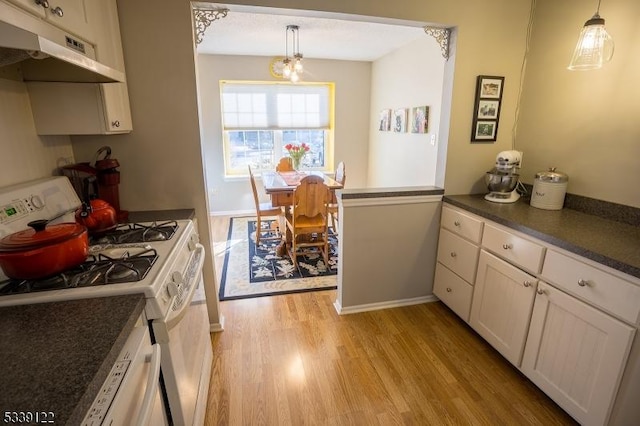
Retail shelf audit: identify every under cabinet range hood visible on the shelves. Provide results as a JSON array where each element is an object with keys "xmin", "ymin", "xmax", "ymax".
[{"xmin": 0, "ymin": 20, "xmax": 124, "ymax": 83}]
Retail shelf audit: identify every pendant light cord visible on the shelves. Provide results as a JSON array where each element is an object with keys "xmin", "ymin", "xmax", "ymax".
[
  {"xmin": 511, "ymin": 0, "xmax": 537, "ymax": 150},
  {"xmin": 596, "ymin": 0, "xmax": 602, "ymax": 14}
]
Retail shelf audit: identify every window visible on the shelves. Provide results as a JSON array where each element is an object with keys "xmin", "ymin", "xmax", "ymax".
[{"xmin": 220, "ymin": 81, "xmax": 334, "ymax": 176}]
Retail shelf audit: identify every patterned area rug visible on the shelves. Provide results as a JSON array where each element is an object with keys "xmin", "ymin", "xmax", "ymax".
[{"xmin": 218, "ymin": 217, "xmax": 337, "ymax": 301}]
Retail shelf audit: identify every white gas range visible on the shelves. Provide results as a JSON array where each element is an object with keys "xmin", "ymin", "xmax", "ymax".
[{"xmin": 0, "ymin": 176, "xmax": 212, "ymax": 426}]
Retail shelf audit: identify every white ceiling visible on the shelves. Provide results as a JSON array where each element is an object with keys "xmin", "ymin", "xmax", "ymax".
[{"xmin": 195, "ymin": 8, "xmax": 429, "ymax": 62}]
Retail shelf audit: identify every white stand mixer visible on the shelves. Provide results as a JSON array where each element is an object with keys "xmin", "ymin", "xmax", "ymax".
[{"xmin": 484, "ymin": 150, "xmax": 522, "ymax": 203}]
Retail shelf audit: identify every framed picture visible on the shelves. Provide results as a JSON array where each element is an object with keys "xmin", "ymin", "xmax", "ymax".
[
  {"xmin": 474, "ymin": 121, "xmax": 497, "ymax": 140},
  {"xmin": 411, "ymin": 106, "xmax": 429, "ymax": 133},
  {"xmin": 471, "ymin": 75, "xmax": 504, "ymax": 142},
  {"xmin": 393, "ymin": 108, "xmax": 407, "ymax": 132},
  {"xmin": 378, "ymin": 109, "xmax": 391, "ymax": 131},
  {"xmin": 477, "ymin": 100, "xmax": 499, "ymax": 119}
]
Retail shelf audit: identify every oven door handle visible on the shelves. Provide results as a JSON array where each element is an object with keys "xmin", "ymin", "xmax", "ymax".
[
  {"xmin": 135, "ymin": 343, "xmax": 162, "ymax": 426},
  {"xmin": 164, "ymin": 243, "xmax": 206, "ymax": 330}
]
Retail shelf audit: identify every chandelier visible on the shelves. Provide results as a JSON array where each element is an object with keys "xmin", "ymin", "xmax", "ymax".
[
  {"xmin": 283, "ymin": 25, "xmax": 304, "ymax": 82},
  {"xmin": 568, "ymin": 0, "xmax": 614, "ymax": 70}
]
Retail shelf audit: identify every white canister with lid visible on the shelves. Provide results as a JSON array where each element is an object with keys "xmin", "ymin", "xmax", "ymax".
[{"xmin": 530, "ymin": 167, "xmax": 568, "ymax": 210}]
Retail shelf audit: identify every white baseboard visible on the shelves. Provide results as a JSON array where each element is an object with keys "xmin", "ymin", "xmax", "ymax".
[
  {"xmin": 334, "ymin": 294, "xmax": 438, "ymax": 315},
  {"xmin": 210, "ymin": 209, "xmax": 255, "ymax": 217},
  {"xmin": 210, "ymin": 314, "xmax": 225, "ymax": 332}
]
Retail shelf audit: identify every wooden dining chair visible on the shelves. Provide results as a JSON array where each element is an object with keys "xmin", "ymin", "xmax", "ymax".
[
  {"xmin": 248, "ymin": 165, "xmax": 282, "ymax": 246},
  {"xmin": 328, "ymin": 161, "xmax": 346, "ymax": 232},
  {"xmin": 275, "ymin": 157, "xmax": 294, "ymax": 172},
  {"xmin": 285, "ymin": 175, "xmax": 331, "ymax": 268}
]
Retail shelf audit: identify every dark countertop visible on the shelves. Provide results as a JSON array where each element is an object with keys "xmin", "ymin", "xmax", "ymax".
[
  {"xmin": 444, "ymin": 194, "xmax": 640, "ymax": 279},
  {"xmin": 127, "ymin": 208, "xmax": 195, "ymax": 223},
  {"xmin": 340, "ymin": 186, "xmax": 444, "ymax": 199},
  {"xmin": 0, "ymin": 294, "xmax": 145, "ymax": 425}
]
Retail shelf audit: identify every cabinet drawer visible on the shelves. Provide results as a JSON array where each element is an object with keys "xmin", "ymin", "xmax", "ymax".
[
  {"xmin": 482, "ymin": 224, "xmax": 545, "ymax": 274},
  {"xmin": 441, "ymin": 205, "xmax": 483, "ymax": 243},
  {"xmin": 542, "ymin": 250, "xmax": 640, "ymax": 324},
  {"xmin": 434, "ymin": 263, "xmax": 474, "ymax": 322},
  {"xmin": 437, "ymin": 228, "xmax": 480, "ymax": 283}
]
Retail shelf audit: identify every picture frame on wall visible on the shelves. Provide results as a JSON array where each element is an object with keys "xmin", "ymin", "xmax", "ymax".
[
  {"xmin": 378, "ymin": 109, "xmax": 391, "ymax": 131},
  {"xmin": 474, "ymin": 121, "xmax": 497, "ymax": 140},
  {"xmin": 411, "ymin": 106, "xmax": 429, "ymax": 133},
  {"xmin": 471, "ymin": 75, "xmax": 504, "ymax": 142},
  {"xmin": 393, "ymin": 108, "xmax": 408, "ymax": 132}
]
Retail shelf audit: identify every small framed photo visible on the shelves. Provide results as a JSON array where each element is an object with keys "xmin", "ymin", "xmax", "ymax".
[
  {"xmin": 393, "ymin": 108, "xmax": 408, "ymax": 132},
  {"xmin": 378, "ymin": 109, "xmax": 391, "ymax": 131},
  {"xmin": 479, "ymin": 76, "xmax": 504, "ymax": 99},
  {"xmin": 477, "ymin": 100, "xmax": 499, "ymax": 119},
  {"xmin": 471, "ymin": 75, "xmax": 504, "ymax": 142},
  {"xmin": 474, "ymin": 121, "xmax": 497, "ymax": 140},
  {"xmin": 411, "ymin": 106, "xmax": 429, "ymax": 133}
]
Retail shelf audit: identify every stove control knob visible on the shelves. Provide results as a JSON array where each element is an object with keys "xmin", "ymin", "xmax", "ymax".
[
  {"xmin": 189, "ymin": 234, "xmax": 200, "ymax": 250},
  {"xmin": 30, "ymin": 195, "xmax": 44, "ymax": 210},
  {"xmin": 171, "ymin": 271, "xmax": 184, "ymax": 284},
  {"xmin": 166, "ymin": 282, "xmax": 180, "ymax": 298}
]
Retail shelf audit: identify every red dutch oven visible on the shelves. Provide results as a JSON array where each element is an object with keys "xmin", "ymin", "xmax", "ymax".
[{"xmin": 0, "ymin": 220, "xmax": 89, "ymax": 280}]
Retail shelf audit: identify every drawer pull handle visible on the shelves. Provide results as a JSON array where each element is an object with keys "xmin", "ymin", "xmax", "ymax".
[
  {"xmin": 454, "ymin": 221, "xmax": 460, "ymax": 227},
  {"xmin": 502, "ymin": 244, "xmax": 512, "ymax": 250},
  {"xmin": 446, "ymin": 287, "xmax": 452, "ymax": 292},
  {"xmin": 578, "ymin": 279, "xmax": 589, "ymax": 287},
  {"xmin": 537, "ymin": 288, "xmax": 545, "ymax": 295},
  {"xmin": 523, "ymin": 281, "xmax": 533, "ymax": 288},
  {"xmin": 450, "ymin": 252, "xmax": 457, "ymax": 258}
]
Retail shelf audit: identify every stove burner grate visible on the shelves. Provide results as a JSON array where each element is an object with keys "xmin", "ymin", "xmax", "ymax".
[
  {"xmin": 91, "ymin": 221, "xmax": 178, "ymax": 245},
  {"xmin": 0, "ymin": 248, "xmax": 158, "ymax": 295}
]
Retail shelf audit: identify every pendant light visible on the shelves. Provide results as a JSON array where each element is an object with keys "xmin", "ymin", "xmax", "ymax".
[
  {"xmin": 568, "ymin": 0, "xmax": 614, "ymax": 70},
  {"xmin": 283, "ymin": 25, "xmax": 303, "ymax": 82}
]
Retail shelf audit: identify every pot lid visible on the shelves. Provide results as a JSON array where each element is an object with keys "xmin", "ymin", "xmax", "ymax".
[
  {"xmin": 0, "ymin": 220, "xmax": 86, "ymax": 251},
  {"xmin": 535, "ymin": 167, "xmax": 568, "ymax": 182}
]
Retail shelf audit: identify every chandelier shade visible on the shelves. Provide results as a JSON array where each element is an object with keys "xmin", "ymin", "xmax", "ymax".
[
  {"xmin": 283, "ymin": 25, "xmax": 303, "ymax": 82},
  {"xmin": 568, "ymin": 0, "xmax": 614, "ymax": 70}
]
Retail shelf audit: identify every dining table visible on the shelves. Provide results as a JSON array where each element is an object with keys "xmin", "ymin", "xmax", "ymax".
[
  {"xmin": 261, "ymin": 170, "xmax": 343, "ymax": 207},
  {"xmin": 261, "ymin": 170, "xmax": 343, "ymax": 256}
]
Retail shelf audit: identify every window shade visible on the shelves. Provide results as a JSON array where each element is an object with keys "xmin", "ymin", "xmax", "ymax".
[{"xmin": 221, "ymin": 82, "xmax": 330, "ymax": 130}]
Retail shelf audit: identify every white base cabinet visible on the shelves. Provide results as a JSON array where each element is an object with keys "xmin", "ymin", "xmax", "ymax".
[
  {"xmin": 522, "ymin": 282, "xmax": 635, "ymax": 426},
  {"xmin": 470, "ymin": 250, "xmax": 538, "ymax": 367},
  {"xmin": 436, "ymin": 202, "xmax": 640, "ymax": 425}
]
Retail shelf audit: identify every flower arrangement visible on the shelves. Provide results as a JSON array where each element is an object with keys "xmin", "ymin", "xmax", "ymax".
[{"xmin": 284, "ymin": 142, "xmax": 310, "ymax": 170}]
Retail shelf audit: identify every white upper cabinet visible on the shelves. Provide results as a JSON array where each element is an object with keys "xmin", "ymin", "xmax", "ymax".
[
  {"xmin": 5, "ymin": 0, "xmax": 94, "ymax": 42},
  {"xmin": 5, "ymin": 0, "xmax": 46, "ymax": 18},
  {"xmin": 25, "ymin": 0, "xmax": 133, "ymax": 135}
]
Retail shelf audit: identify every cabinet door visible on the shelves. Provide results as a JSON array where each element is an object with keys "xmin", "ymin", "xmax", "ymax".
[
  {"xmin": 45, "ymin": 0, "xmax": 94, "ymax": 42},
  {"xmin": 5, "ymin": 0, "xmax": 46, "ymax": 17},
  {"xmin": 470, "ymin": 250, "xmax": 537, "ymax": 367},
  {"xmin": 101, "ymin": 83, "xmax": 132, "ymax": 133},
  {"xmin": 522, "ymin": 282, "xmax": 635, "ymax": 426}
]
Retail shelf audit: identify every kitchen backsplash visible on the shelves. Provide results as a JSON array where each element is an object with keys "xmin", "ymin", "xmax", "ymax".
[
  {"xmin": 521, "ymin": 184, "xmax": 640, "ymax": 227},
  {"xmin": 0, "ymin": 78, "xmax": 74, "ymax": 188}
]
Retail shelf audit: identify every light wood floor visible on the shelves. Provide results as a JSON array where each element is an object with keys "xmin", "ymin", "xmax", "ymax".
[{"xmin": 205, "ymin": 216, "xmax": 577, "ymax": 425}]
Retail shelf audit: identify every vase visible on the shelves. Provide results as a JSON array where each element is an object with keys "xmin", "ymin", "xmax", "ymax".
[{"xmin": 292, "ymin": 157, "xmax": 302, "ymax": 171}]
